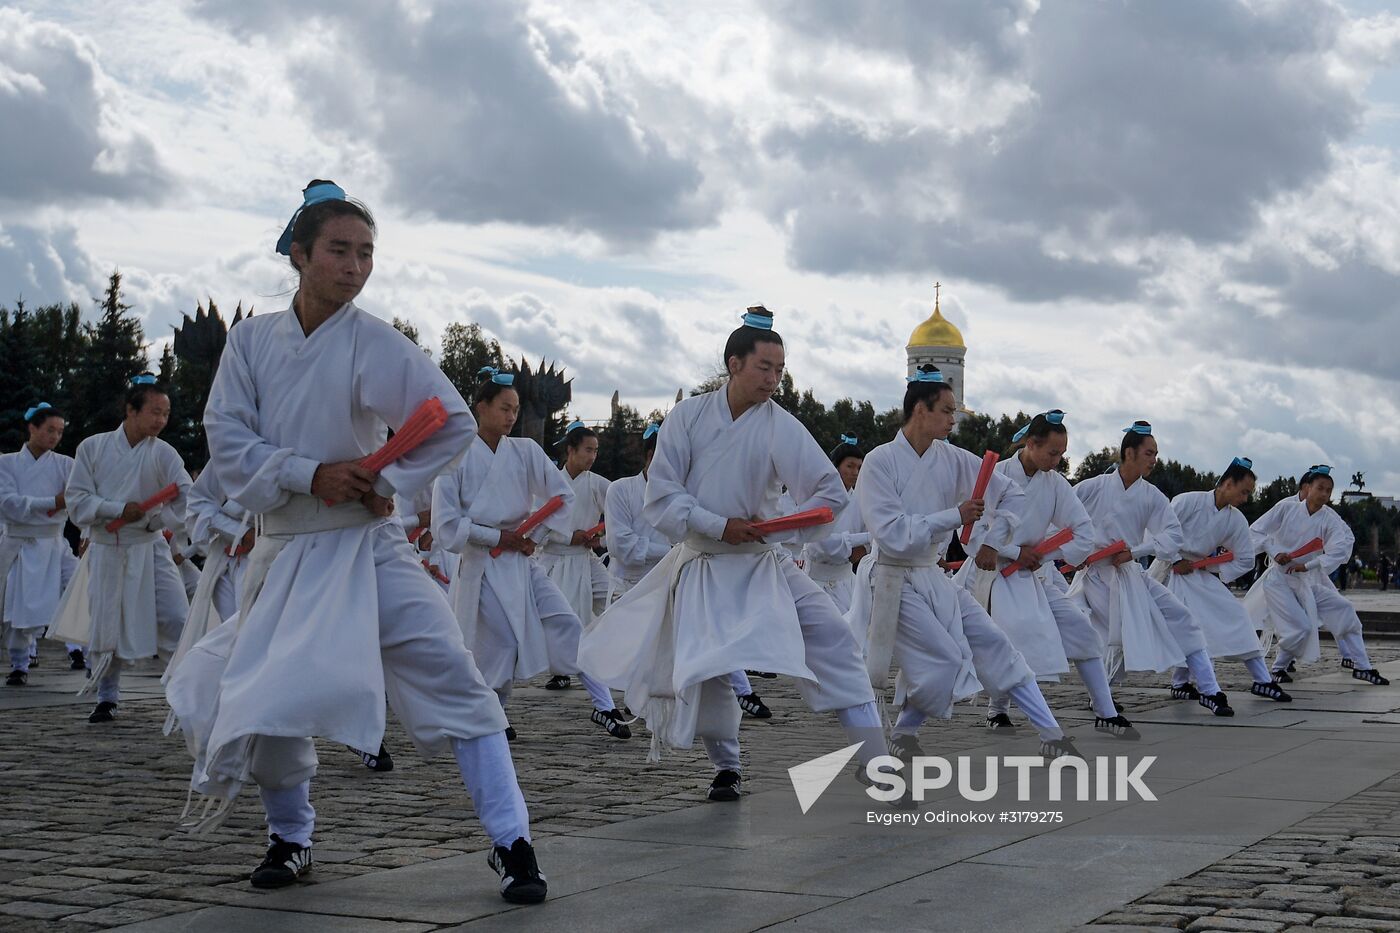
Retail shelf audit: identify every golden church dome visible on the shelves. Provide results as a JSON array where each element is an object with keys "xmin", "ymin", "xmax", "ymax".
[{"xmin": 907, "ymin": 296, "xmax": 964, "ymax": 349}]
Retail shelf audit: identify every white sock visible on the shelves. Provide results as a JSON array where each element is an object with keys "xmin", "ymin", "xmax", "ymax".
[
  {"xmin": 1075, "ymin": 659, "xmax": 1118, "ymax": 719},
  {"xmin": 836, "ymin": 701, "xmax": 885, "ymax": 766},
  {"xmin": 451, "ymin": 733, "xmax": 531, "ymax": 848},
  {"xmin": 577, "ymin": 671, "xmax": 615, "ymax": 712},
  {"xmin": 260, "ymin": 781, "xmax": 315, "ymax": 847},
  {"xmin": 892, "ymin": 705, "xmax": 926, "ymax": 738},
  {"xmin": 728, "ymin": 670, "xmax": 753, "ymax": 697},
  {"xmin": 986, "ymin": 693, "xmax": 1010, "ymax": 716},
  {"xmin": 1244, "ymin": 655, "xmax": 1271, "ymax": 683},
  {"xmin": 702, "ymin": 737, "xmax": 741, "ymax": 772},
  {"xmin": 1170, "ymin": 665, "xmax": 1191, "ymax": 688},
  {"xmin": 1185, "ymin": 649, "xmax": 1221, "ymax": 697},
  {"xmin": 1007, "ymin": 680, "xmax": 1063, "ymax": 741}
]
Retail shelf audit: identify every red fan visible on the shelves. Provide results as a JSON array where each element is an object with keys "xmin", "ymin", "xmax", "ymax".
[
  {"xmin": 750, "ymin": 507, "xmax": 834, "ymax": 535},
  {"xmin": 1286, "ymin": 537, "xmax": 1325, "ymax": 562},
  {"xmin": 960, "ymin": 451, "xmax": 999, "ymax": 545},
  {"xmin": 1001, "ymin": 528, "xmax": 1075, "ymax": 577},
  {"xmin": 1083, "ymin": 540, "xmax": 1128, "ymax": 566},
  {"xmin": 323, "ymin": 398, "xmax": 451, "ymax": 504},
  {"xmin": 1190, "ymin": 551, "xmax": 1234, "ymax": 570},
  {"xmin": 423, "ymin": 560, "xmax": 450, "ymax": 584},
  {"xmin": 491, "ymin": 495, "xmax": 566, "ymax": 558},
  {"xmin": 105, "ymin": 483, "xmax": 179, "ymax": 533}
]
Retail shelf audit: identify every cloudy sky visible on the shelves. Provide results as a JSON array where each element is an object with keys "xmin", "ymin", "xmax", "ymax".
[{"xmin": 5, "ymin": 0, "xmax": 1400, "ymax": 490}]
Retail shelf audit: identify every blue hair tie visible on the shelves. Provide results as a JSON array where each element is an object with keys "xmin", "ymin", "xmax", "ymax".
[
  {"xmin": 554, "ymin": 419, "xmax": 588, "ymax": 445},
  {"xmin": 740, "ymin": 310, "xmax": 773, "ymax": 330},
  {"xmin": 276, "ymin": 182, "xmax": 348, "ymax": 256},
  {"xmin": 642, "ymin": 422, "xmax": 659, "ymax": 441},
  {"xmin": 1122, "ymin": 421, "xmax": 1152, "ymax": 436},
  {"xmin": 130, "ymin": 374, "xmax": 157, "ymax": 386},
  {"xmin": 1012, "ymin": 409, "xmax": 1066, "ymax": 443},
  {"xmin": 907, "ymin": 366, "xmax": 944, "ymax": 384},
  {"xmin": 840, "ymin": 433, "xmax": 857, "ymax": 447},
  {"xmin": 1311, "ymin": 464, "xmax": 1331, "ymax": 476},
  {"xmin": 477, "ymin": 365, "xmax": 514, "ymax": 386},
  {"xmin": 1230, "ymin": 456, "xmax": 1253, "ymax": 470},
  {"xmin": 24, "ymin": 402, "xmax": 51, "ymax": 421}
]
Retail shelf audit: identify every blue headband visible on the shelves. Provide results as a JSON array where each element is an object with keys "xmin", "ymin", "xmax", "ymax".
[
  {"xmin": 741, "ymin": 310, "xmax": 773, "ymax": 330},
  {"xmin": 1311, "ymin": 464, "xmax": 1331, "ymax": 477},
  {"xmin": 477, "ymin": 366, "xmax": 514, "ymax": 386},
  {"xmin": 839, "ymin": 433, "xmax": 858, "ymax": 447},
  {"xmin": 642, "ymin": 422, "xmax": 659, "ymax": 441},
  {"xmin": 554, "ymin": 419, "xmax": 588, "ymax": 445},
  {"xmin": 1011, "ymin": 410, "xmax": 1066, "ymax": 443},
  {"xmin": 907, "ymin": 367, "xmax": 944, "ymax": 384},
  {"xmin": 275, "ymin": 182, "xmax": 348, "ymax": 256},
  {"xmin": 1122, "ymin": 422, "xmax": 1152, "ymax": 435},
  {"xmin": 130, "ymin": 374, "xmax": 157, "ymax": 386},
  {"xmin": 24, "ymin": 402, "xmax": 51, "ymax": 421},
  {"xmin": 1230, "ymin": 456, "xmax": 1253, "ymax": 470}
]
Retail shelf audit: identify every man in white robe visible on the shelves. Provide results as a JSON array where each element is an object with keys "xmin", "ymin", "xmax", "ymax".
[
  {"xmin": 955, "ymin": 411, "xmax": 1135, "ymax": 736},
  {"xmin": 536, "ymin": 420, "xmax": 612, "ymax": 692},
  {"xmin": 184, "ymin": 183, "xmax": 545, "ymax": 902},
  {"xmin": 603, "ymin": 422, "xmax": 771, "ymax": 719},
  {"xmin": 434, "ymin": 372, "xmax": 631, "ymax": 741},
  {"xmin": 849, "ymin": 371, "xmax": 1079, "ymax": 764},
  {"xmin": 1245, "ymin": 465, "xmax": 1387, "ymax": 685},
  {"xmin": 1069, "ymin": 422, "xmax": 1233, "ymax": 717},
  {"xmin": 62, "ymin": 377, "xmax": 191, "ymax": 721},
  {"xmin": 1153, "ymin": 458, "xmax": 1291, "ymax": 702},
  {"xmin": 580, "ymin": 307, "xmax": 883, "ymax": 802},
  {"xmin": 1, "ymin": 404, "xmax": 77, "ymax": 685}
]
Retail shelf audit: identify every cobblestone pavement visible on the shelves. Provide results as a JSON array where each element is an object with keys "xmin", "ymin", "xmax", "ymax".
[{"xmin": 2, "ymin": 638, "xmax": 1398, "ymax": 932}]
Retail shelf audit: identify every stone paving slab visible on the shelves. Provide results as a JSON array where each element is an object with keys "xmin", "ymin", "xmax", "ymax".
[{"xmin": 7, "ymin": 639, "xmax": 1400, "ymax": 932}]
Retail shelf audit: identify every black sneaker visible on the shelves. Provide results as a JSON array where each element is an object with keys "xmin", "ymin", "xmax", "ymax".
[
  {"xmin": 708, "ymin": 769, "xmax": 742, "ymax": 802},
  {"xmin": 488, "ymin": 837, "xmax": 547, "ymax": 904},
  {"xmin": 1342, "ymin": 658, "xmax": 1355, "ymax": 670},
  {"xmin": 5, "ymin": 670, "xmax": 26, "ymax": 687},
  {"xmin": 351, "ymin": 744, "xmax": 394, "ymax": 772},
  {"xmin": 1287, "ymin": 661, "xmax": 1297, "ymax": 672},
  {"xmin": 1169, "ymin": 683, "xmax": 1200, "ymax": 700},
  {"xmin": 985, "ymin": 713, "xmax": 1017, "ymax": 730},
  {"xmin": 1040, "ymin": 737, "xmax": 1083, "ymax": 760},
  {"xmin": 591, "ymin": 708, "xmax": 632, "ymax": 739},
  {"xmin": 737, "ymin": 693, "xmax": 772, "ymax": 719},
  {"xmin": 1251, "ymin": 681, "xmax": 1292, "ymax": 702},
  {"xmin": 889, "ymin": 732, "xmax": 924, "ymax": 764},
  {"xmin": 28, "ymin": 654, "xmax": 37, "ymax": 668},
  {"xmin": 504, "ymin": 726, "xmax": 517, "ymax": 742},
  {"xmin": 1094, "ymin": 714, "xmax": 1140, "ymax": 740},
  {"xmin": 544, "ymin": 675, "xmax": 572, "ymax": 690},
  {"xmin": 746, "ymin": 670, "xmax": 777, "ymax": 679},
  {"xmin": 250, "ymin": 833, "xmax": 312, "ymax": 889},
  {"xmin": 1353, "ymin": 668, "xmax": 1390, "ymax": 686},
  {"xmin": 1199, "ymin": 691, "xmax": 1235, "ymax": 717},
  {"xmin": 1273, "ymin": 669, "xmax": 1293, "ymax": 683},
  {"xmin": 87, "ymin": 701, "xmax": 117, "ymax": 723},
  {"xmin": 69, "ymin": 648, "xmax": 85, "ymax": 671}
]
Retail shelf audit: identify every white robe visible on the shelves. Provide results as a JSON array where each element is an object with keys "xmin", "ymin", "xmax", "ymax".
[
  {"xmin": 1150, "ymin": 491, "xmax": 1261, "ymax": 660},
  {"xmin": 1244, "ymin": 497, "xmax": 1359, "ymax": 663},
  {"xmin": 603, "ymin": 471, "xmax": 671, "ymax": 598},
  {"xmin": 956, "ymin": 455, "xmax": 1099, "ymax": 677},
  {"xmin": 847, "ymin": 433, "xmax": 1032, "ymax": 719},
  {"xmin": 183, "ymin": 300, "xmax": 501, "ymax": 808},
  {"xmin": 434, "ymin": 436, "xmax": 580, "ymax": 689},
  {"xmin": 0, "ymin": 446, "xmax": 76, "ymax": 635},
  {"xmin": 579, "ymin": 388, "xmax": 872, "ymax": 756},
  {"xmin": 801, "ymin": 487, "xmax": 868, "ymax": 613},
  {"xmin": 536, "ymin": 468, "xmax": 611, "ymax": 622},
  {"xmin": 1069, "ymin": 473, "xmax": 1202, "ymax": 673},
  {"xmin": 57, "ymin": 427, "xmax": 191, "ymax": 669}
]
